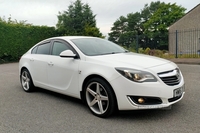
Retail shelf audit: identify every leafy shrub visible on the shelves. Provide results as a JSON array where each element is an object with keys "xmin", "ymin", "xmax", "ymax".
[
  {"xmin": 144, "ymin": 47, "xmax": 151, "ymax": 54},
  {"xmin": 0, "ymin": 21, "xmax": 57, "ymax": 63},
  {"xmin": 138, "ymin": 48, "xmax": 145, "ymax": 53}
]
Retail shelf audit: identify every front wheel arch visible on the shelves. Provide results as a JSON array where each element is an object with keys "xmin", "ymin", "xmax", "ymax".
[
  {"xmin": 81, "ymin": 75, "xmax": 117, "ymax": 103},
  {"xmin": 81, "ymin": 75, "xmax": 118, "ymax": 117}
]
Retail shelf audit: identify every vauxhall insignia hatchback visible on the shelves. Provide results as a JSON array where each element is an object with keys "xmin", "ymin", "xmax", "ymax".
[{"xmin": 19, "ymin": 36, "xmax": 185, "ymax": 117}]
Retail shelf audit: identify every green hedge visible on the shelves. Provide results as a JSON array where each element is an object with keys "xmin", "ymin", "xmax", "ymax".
[{"xmin": 0, "ymin": 22, "xmax": 57, "ymax": 62}]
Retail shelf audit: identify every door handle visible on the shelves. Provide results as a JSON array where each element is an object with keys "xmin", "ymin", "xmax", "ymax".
[
  {"xmin": 48, "ymin": 62, "xmax": 54, "ymax": 66},
  {"xmin": 30, "ymin": 58, "xmax": 34, "ymax": 61}
]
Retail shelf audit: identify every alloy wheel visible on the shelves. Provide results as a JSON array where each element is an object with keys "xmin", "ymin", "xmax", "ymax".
[
  {"xmin": 86, "ymin": 82, "xmax": 109, "ymax": 115},
  {"xmin": 21, "ymin": 71, "xmax": 31, "ymax": 91},
  {"xmin": 20, "ymin": 69, "xmax": 35, "ymax": 92}
]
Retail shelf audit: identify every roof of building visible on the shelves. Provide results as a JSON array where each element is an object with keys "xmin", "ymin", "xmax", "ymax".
[{"xmin": 169, "ymin": 3, "xmax": 200, "ymax": 28}]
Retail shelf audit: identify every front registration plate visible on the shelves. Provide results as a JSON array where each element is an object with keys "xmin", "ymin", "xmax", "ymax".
[{"xmin": 174, "ymin": 86, "xmax": 184, "ymax": 97}]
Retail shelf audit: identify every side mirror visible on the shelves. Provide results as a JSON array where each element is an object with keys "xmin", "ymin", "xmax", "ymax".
[{"xmin": 60, "ymin": 50, "xmax": 77, "ymax": 58}]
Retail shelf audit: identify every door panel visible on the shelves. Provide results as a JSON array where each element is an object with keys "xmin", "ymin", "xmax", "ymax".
[
  {"xmin": 29, "ymin": 42, "xmax": 51, "ymax": 87},
  {"xmin": 29, "ymin": 54, "xmax": 48, "ymax": 86},
  {"xmin": 47, "ymin": 56, "xmax": 80, "ymax": 97},
  {"xmin": 46, "ymin": 40, "xmax": 80, "ymax": 97}
]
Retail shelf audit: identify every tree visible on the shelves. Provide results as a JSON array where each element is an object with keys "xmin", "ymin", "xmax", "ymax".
[
  {"xmin": 143, "ymin": 3, "xmax": 186, "ymax": 49},
  {"xmin": 140, "ymin": 1, "xmax": 162, "ymax": 23},
  {"xmin": 109, "ymin": 1, "xmax": 162, "ymax": 48},
  {"xmin": 126, "ymin": 12, "xmax": 142, "ymax": 48},
  {"xmin": 108, "ymin": 1, "xmax": 186, "ymax": 50},
  {"xmin": 108, "ymin": 16, "xmax": 128, "ymax": 44},
  {"xmin": 56, "ymin": 0, "xmax": 102, "ymax": 37},
  {"xmin": 139, "ymin": 1, "xmax": 162, "ymax": 48}
]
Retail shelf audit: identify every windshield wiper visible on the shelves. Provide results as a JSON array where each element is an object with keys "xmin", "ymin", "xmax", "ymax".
[
  {"xmin": 100, "ymin": 52, "xmax": 120, "ymax": 55},
  {"xmin": 100, "ymin": 51, "xmax": 129, "ymax": 55}
]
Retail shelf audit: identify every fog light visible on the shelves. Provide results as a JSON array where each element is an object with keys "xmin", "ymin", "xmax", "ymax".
[{"xmin": 138, "ymin": 98, "xmax": 145, "ymax": 104}]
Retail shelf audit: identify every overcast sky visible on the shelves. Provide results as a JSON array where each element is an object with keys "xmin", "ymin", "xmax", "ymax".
[{"xmin": 0, "ymin": 0, "xmax": 199, "ymax": 36}]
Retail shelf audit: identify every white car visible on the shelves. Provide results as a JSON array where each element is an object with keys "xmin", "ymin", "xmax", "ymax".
[{"xmin": 19, "ymin": 36, "xmax": 185, "ymax": 117}]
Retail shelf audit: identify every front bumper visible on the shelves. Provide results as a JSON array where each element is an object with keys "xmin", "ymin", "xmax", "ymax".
[{"xmin": 110, "ymin": 74, "xmax": 185, "ymax": 110}]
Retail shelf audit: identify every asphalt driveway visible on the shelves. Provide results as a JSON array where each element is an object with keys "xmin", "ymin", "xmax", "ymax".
[{"xmin": 0, "ymin": 63, "xmax": 200, "ymax": 133}]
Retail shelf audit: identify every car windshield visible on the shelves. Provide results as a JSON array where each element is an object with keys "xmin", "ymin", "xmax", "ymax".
[{"xmin": 71, "ymin": 38, "xmax": 127, "ymax": 56}]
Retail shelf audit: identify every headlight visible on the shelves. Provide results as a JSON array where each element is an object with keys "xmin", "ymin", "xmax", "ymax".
[{"xmin": 115, "ymin": 67, "xmax": 157, "ymax": 83}]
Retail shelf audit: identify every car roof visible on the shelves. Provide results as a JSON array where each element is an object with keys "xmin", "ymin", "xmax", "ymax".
[
  {"xmin": 36, "ymin": 36, "xmax": 99, "ymax": 46},
  {"xmin": 49, "ymin": 36, "xmax": 96, "ymax": 40}
]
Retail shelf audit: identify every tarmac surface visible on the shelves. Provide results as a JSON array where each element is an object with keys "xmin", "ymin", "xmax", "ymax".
[
  {"xmin": 169, "ymin": 58, "xmax": 200, "ymax": 65},
  {"xmin": 1, "ymin": 63, "xmax": 200, "ymax": 133}
]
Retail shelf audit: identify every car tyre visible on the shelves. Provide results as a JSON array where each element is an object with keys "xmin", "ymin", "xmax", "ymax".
[
  {"xmin": 20, "ymin": 69, "xmax": 35, "ymax": 92},
  {"xmin": 84, "ymin": 78, "xmax": 116, "ymax": 118}
]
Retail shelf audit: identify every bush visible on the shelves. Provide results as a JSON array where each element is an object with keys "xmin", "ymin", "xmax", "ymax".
[
  {"xmin": 144, "ymin": 47, "xmax": 151, "ymax": 54},
  {"xmin": 0, "ymin": 21, "xmax": 57, "ymax": 63},
  {"xmin": 138, "ymin": 48, "xmax": 145, "ymax": 53}
]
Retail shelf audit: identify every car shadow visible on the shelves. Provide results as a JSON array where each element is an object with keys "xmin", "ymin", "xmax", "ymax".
[
  {"xmin": 34, "ymin": 87, "xmax": 86, "ymax": 107},
  {"xmin": 28, "ymin": 87, "xmax": 184, "ymax": 120}
]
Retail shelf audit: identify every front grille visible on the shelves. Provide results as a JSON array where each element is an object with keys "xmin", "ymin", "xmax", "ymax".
[
  {"xmin": 159, "ymin": 76, "xmax": 180, "ymax": 86},
  {"xmin": 158, "ymin": 68, "xmax": 181, "ymax": 86}
]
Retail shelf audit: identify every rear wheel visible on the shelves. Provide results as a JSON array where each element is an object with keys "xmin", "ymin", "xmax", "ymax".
[
  {"xmin": 84, "ymin": 78, "xmax": 116, "ymax": 118},
  {"xmin": 20, "ymin": 69, "xmax": 35, "ymax": 92}
]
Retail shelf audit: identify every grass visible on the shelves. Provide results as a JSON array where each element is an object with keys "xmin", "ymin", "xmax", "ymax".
[{"xmin": 127, "ymin": 47, "xmax": 200, "ymax": 59}]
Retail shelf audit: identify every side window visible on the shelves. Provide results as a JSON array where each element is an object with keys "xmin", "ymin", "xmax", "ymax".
[
  {"xmin": 36, "ymin": 42, "xmax": 51, "ymax": 55},
  {"xmin": 31, "ymin": 46, "xmax": 38, "ymax": 54},
  {"xmin": 52, "ymin": 42, "xmax": 70, "ymax": 56}
]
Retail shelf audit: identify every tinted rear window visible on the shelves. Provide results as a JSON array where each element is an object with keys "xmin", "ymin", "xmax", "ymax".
[{"xmin": 36, "ymin": 42, "xmax": 51, "ymax": 55}]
